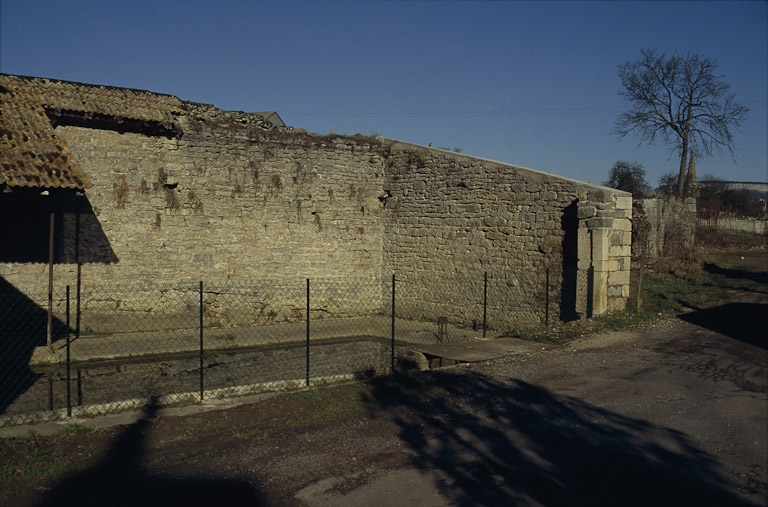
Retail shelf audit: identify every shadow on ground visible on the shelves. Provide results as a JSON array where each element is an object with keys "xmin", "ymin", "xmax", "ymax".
[
  {"xmin": 363, "ymin": 370, "xmax": 759, "ymax": 507},
  {"xmin": 679, "ymin": 302, "xmax": 767, "ymax": 350},
  {"xmin": 0, "ymin": 277, "xmax": 68, "ymax": 414},
  {"xmin": 35, "ymin": 397, "xmax": 265, "ymax": 507},
  {"xmin": 703, "ymin": 262, "xmax": 768, "ymax": 285}
]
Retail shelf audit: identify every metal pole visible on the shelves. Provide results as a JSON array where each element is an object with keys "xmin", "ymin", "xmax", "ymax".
[
  {"xmin": 306, "ymin": 279, "xmax": 310, "ymax": 387},
  {"xmin": 47, "ymin": 209, "xmax": 54, "ymax": 351},
  {"xmin": 75, "ymin": 199, "xmax": 82, "ymax": 338},
  {"xmin": 390, "ymin": 274, "xmax": 395, "ymax": 371},
  {"xmin": 199, "ymin": 281, "xmax": 204, "ymax": 401},
  {"xmin": 66, "ymin": 285, "xmax": 71, "ymax": 418},
  {"xmin": 76, "ymin": 265, "xmax": 82, "ymax": 338},
  {"xmin": 545, "ymin": 268, "xmax": 550, "ymax": 327},
  {"xmin": 483, "ymin": 272, "xmax": 488, "ymax": 338}
]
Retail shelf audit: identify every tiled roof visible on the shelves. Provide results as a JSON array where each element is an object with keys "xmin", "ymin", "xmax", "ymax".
[{"xmin": 0, "ymin": 74, "xmax": 183, "ymax": 190}]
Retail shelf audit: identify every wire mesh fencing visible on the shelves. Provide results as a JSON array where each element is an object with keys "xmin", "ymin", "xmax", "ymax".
[{"xmin": 1, "ymin": 268, "xmax": 577, "ymax": 426}]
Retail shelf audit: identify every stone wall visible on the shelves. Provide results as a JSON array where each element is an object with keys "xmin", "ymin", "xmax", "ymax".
[
  {"xmin": 698, "ymin": 217, "xmax": 767, "ymax": 235},
  {"xmin": 1, "ymin": 107, "xmax": 632, "ymax": 331},
  {"xmin": 636, "ymin": 197, "xmax": 697, "ymax": 260},
  {"xmin": 1, "ymin": 114, "xmax": 390, "ymax": 323},
  {"xmin": 381, "ymin": 142, "xmax": 631, "ymax": 330}
]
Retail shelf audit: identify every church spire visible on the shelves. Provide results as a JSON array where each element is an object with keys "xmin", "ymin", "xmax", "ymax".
[{"xmin": 685, "ymin": 151, "xmax": 698, "ymax": 197}]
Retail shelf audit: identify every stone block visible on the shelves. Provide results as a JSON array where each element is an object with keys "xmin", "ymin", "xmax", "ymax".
[
  {"xmin": 607, "ymin": 285, "xmax": 625, "ymax": 298},
  {"xmin": 608, "ymin": 269, "xmax": 630, "ymax": 286},
  {"xmin": 614, "ymin": 195, "xmax": 632, "ymax": 210},
  {"xmin": 577, "ymin": 205, "xmax": 597, "ymax": 219},
  {"xmin": 609, "ymin": 245, "xmax": 632, "ymax": 258},
  {"xmin": 577, "ymin": 228, "xmax": 591, "ymax": 265},
  {"xmin": 585, "ymin": 217, "xmax": 613, "ymax": 228},
  {"xmin": 614, "ymin": 218, "xmax": 632, "ymax": 232},
  {"xmin": 613, "ymin": 208, "xmax": 633, "ymax": 219},
  {"xmin": 592, "ymin": 259, "xmax": 612, "ymax": 272},
  {"xmin": 591, "ymin": 228, "xmax": 610, "ymax": 263},
  {"xmin": 588, "ymin": 189, "xmax": 612, "ymax": 203},
  {"xmin": 591, "ymin": 270, "xmax": 609, "ymax": 316}
]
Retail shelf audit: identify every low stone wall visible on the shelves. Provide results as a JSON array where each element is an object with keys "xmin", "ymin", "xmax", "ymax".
[
  {"xmin": 699, "ymin": 218, "xmax": 766, "ymax": 235},
  {"xmin": 635, "ymin": 197, "xmax": 697, "ymax": 260}
]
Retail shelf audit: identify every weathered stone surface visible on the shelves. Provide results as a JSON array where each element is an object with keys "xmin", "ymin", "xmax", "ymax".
[
  {"xmin": 635, "ymin": 196, "xmax": 696, "ymax": 260},
  {"xmin": 614, "ymin": 195, "xmax": 633, "ymax": 210},
  {"xmin": 4, "ymin": 111, "xmax": 632, "ymax": 331},
  {"xmin": 577, "ymin": 205, "xmax": 597, "ymax": 219}
]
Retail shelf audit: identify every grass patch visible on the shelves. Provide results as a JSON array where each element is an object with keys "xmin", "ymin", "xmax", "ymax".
[
  {"xmin": 696, "ymin": 227, "xmax": 767, "ymax": 250},
  {"xmin": 282, "ymin": 388, "xmax": 366, "ymax": 430},
  {"xmin": 184, "ymin": 413, "xmax": 228, "ymax": 428},
  {"xmin": 518, "ymin": 311, "xmax": 656, "ymax": 345},
  {"xmin": 642, "ymin": 259, "xmax": 763, "ymax": 314},
  {"xmin": 52, "ymin": 424, "xmax": 96, "ymax": 443},
  {"xmin": 517, "ymin": 241, "xmax": 765, "ymax": 345},
  {"xmin": 290, "ymin": 390, "xmax": 324, "ymax": 401},
  {"xmin": 0, "ymin": 428, "xmax": 102, "ymax": 505}
]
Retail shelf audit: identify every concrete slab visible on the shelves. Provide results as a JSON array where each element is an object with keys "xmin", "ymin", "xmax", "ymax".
[{"xmin": 416, "ymin": 337, "xmax": 541, "ymax": 363}]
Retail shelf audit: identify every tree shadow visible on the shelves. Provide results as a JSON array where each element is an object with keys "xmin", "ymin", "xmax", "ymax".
[
  {"xmin": 678, "ymin": 302, "xmax": 767, "ymax": 350},
  {"xmin": 36, "ymin": 396, "xmax": 266, "ymax": 506},
  {"xmin": 703, "ymin": 262, "xmax": 768, "ymax": 285},
  {"xmin": 363, "ymin": 370, "xmax": 760, "ymax": 506}
]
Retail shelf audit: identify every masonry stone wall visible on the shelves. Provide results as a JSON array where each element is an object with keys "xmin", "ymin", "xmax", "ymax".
[
  {"xmin": 1, "ymin": 116, "xmax": 389, "ymax": 323},
  {"xmin": 703, "ymin": 218, "xmax": 766, "ymax": 235},
  {"xmin": 1, "ymin": 108, "xmax": 632, "ymax": 332},
  {"xmin": 636, "ymin": 197, "xmax": 697, "ymax": 260},
  {"xmin": 381, "ymin": 142, "xmax": 631, "ymax": 330}
]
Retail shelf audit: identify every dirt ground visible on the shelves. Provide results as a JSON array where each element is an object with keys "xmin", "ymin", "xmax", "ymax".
[{"xmin": 2, "ymin": 245, "xmax": 767, "ymax": 506}]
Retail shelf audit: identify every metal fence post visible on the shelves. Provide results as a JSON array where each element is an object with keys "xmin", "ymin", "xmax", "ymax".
[
  {"xmin": 391, "ymin": 274, "xmax": 396, "ymax": 371},
  {"xmin": 75, "ymin": 266, "xmax": 82, "ymax": 339},
  {"xmin": 483, "ymin": 272, "xmax": 488, "ymax": 338},
  {"xmin": 306, "ymin": 278, "xmax": 310, "ymax": 387},
  {"xmin": 199, "ymin": 281, "xmax": 204, "ymax": 401},
  {"xmin": 545, "ymin": 268, "xmax": 550, "ymax": 327},
  {"xmin": 66, "ymin": 285, "xmax": 71, "ymax": 418}
]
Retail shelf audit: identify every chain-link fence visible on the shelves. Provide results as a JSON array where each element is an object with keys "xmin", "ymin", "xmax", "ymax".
[{"xmin": 1, "ymin": 269, "xmax": 574, "ymax": 426}]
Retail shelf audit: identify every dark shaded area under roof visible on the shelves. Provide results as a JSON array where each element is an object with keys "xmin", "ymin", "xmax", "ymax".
[
  {"xmin": 0, "ymin": 73, "xmax": 284, "ymax": 191},
  {"xmin": 0, "ymin": 74, "xmax": 187, "ymax": 189}
]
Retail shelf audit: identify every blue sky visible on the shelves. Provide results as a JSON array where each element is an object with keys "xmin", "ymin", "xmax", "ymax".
[{"xmin": 2, "ymin": 1, "xmax": 766, "ymax": 186}]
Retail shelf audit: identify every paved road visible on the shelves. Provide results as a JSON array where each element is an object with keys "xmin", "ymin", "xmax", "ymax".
[{"xmin": 284, "ymin": 298, "xmax": 767, "ymax": 506}]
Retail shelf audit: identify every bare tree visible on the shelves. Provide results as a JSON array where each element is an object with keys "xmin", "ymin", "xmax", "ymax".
[
  {"xmin": 604, "ymin": 160, "xmax": 650, "ymax": 198},
  {"xmin": 614, "ymin": 50, "xmax": 749, "ymax": 197},
  {"xmin": 658, "ymin": 172, "xmax": 678, "ymax": 192}
]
